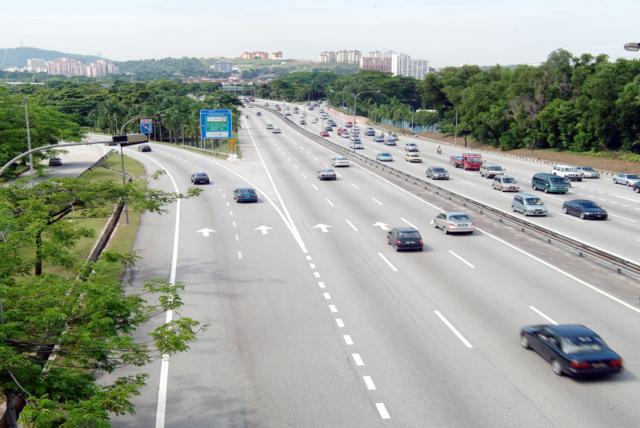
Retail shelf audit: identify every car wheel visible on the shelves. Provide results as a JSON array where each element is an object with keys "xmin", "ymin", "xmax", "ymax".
[
  {"xmin": 635, "ymin": 187, "xmax": 640, "ymax": 193},
  {"xmin": 562, "ymin": 206, "xmax": 568, "ymax": 214},
  {"xmin": 520, "ymin": 334, "xmax": 530, "ymax": 349},
  {"xmin": 580, "ymin": 213, "xmax": 585, "ymax": 219},
  {"xmin": 627, "ymin": 182, "xmax": 631, "ymax": 187},
  {"xmin": 544, "ymin": 187, "xmax": 549, "ymax": 193},
  {"xmin": 532, "ymin": 183, "xmax": 537, "ymax": 190},
  {"xmin": 551, "ymin": 360, "xmax": 563, "ymax": 376},
  {"xmin": 443, "ymin": 227, "xmax": 448, "ymax": 235}
]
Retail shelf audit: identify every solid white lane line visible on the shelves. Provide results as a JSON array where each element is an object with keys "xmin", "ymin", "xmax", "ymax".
[
  {"xmin": 346, "ymin": 219, "xmax": 359, "ymax": 231},
  {"xmin": 377, "ymin": 252, "xmax": 398, "ymax": 272},
  {"xmin": 313, "ymin": 272, "xmax": 321, "ymax": 278},
  {"xmin": 351, "ymin": 183, "xmax": 359, "ymax": 189},
  {"xmin": 317, "ymin": 281, "xmax": 326, "ymax": 288},
  {"xmin": 343, "ymin": 335, "xmax": 354, "ymax": 345},
  {"xmin": 401, "ymin": 217, "xmax": 417, "ymax": 229},
  {"xmin": 371, "ymin": 197, "xmax": 384, "ymax": 206},
  {"xmin": 434, "ymin": 310, "xmax": 474, "ymax": 349},
  {"xmin": 309, "ymin": 263, "xmax": 316, "ymax": 269},
  {"xmin": 376, "ymin": 403, "xmax": 391, "ymax": 420},
  {"xmin": 363, "ymin": 376, "xmax": 377, "ymax": 391},
  {"xmin": 326, "ymin": 198, "xmax": 334, "ymax": 207},
  {"xmin": 335, "ymin": 318, "xmax": 345, "ymax": 328},
  {"xmin": 477, "ymin": 227, "xmax": 640, "ymax": 315},
  {"xmin": 609, "ymin": 213, "xmax": 638, "ymax": 223},
  {"xmin": 352, "ymin": 353, "xmax": 365, "ymax": 366},
  {"xmin": 323, "ymin": 292, "xmax": 332, "ymax": 300},
  {"xmin": 312, "ymin": 184, "xmax": 319, "ymax": 191},
  {"xmin": 329, "ymin": 305, "xmax": 338, "ymax": 313},
  {"xmin": 235, "ymin": 234, "xmax": 239, "ymax": 241},
  {"xmin": 238, "ymin": 250, "xmax": 242, "ymax": 259},
  {"xmin": 529, "ymin": 306, "xmax": 558, "ymax": 325},
  {"xmin": 448, "ymin": 250, "xmax": 475, "ymax": 268}
]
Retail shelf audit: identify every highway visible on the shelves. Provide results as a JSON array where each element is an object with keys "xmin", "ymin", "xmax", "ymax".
[
  {"xmin": 266, "ymin": 101, "xmax": 640, "ymax": 265},
  {"xmin": 103, "ymin": 106, "xmax": 640, "ymax": 427}
]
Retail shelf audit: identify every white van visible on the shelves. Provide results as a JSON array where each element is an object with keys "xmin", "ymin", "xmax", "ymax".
[{"xmin": 552, "ymin": 164, "xmax": 583, "ymax": 181}]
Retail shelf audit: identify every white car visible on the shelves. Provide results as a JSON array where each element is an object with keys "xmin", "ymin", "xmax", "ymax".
[
  {"xmin": 266, "ymin": 123, "xmax": 274, "ymax": 129},
  {"xmin": 272, "ymin": 128, "xmax": 282, "ymax": 134},
  {"xmin": 332, "ymin": 156, "xmax": 350, "ymax": 167},
  {"xmin": 552, "ymin": 164, "xmax": 583, "ymax": 181}
]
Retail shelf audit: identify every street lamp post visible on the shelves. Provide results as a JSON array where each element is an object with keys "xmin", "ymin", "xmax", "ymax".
[
  {"xmin": 24, "ymin": 98, "xmax": 34, "ymax": 175},
  {"xmin": 353, "ymin": 90, "xmax": 380, "ymax": 128}
]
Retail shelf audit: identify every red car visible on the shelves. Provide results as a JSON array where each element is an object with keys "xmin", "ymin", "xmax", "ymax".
[
  {"xmin": 320, "ymin": 130, "xmax": 330, "ymax": 137},
  {"xmin": 345, "ymin": 121, "xmax": 353, "ymax": 128}
]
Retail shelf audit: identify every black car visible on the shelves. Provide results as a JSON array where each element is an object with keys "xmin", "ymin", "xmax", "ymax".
[
  {"xmin": 634, "ymin": 182, "xmax": 640, "ymax": 193},
  {"xmin": 426, "ymin": 166, "xmax": 449, "ymax": 180},
  {"xmin": 48, "ymin": 157, "xmax": 62, "ymax": 167},
  {"xmin": 256, "ymin": 111, "xmax": 262, "ymax": 116},
  {"xmin": 520, "ymin": 324, "xmax": 623, "ymax": 378},
  {"xmin": 233, "ymin": 187, "xmax": 257, "ymax": 203},
  {"xmin": 191, "ymin": 172, "xmax": 210, "ymax": 185},
  {"xmin": 562, "ymin": 199, "xmax": 607, "ymax": 220},
  {"xmin": 387, "ymin": 227, "xmax": 423, "ymax": 252},
  {"xmin": 138, "ymin": 144, "xmax": 151, "ymax": 152}
]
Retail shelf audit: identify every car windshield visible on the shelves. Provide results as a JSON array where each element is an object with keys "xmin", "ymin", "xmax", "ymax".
[
  {"xmin": 433, "ymin": 168, "xmax": 446, "ymax": 172},
  {"xmin": 381, "ymin": 153, "xmax": 391, "ymax": 156},
  {"xmin": 399, "ymin": 231, "xmax": 421, "ymax": 239},
  {"xmin": 626, "ymin": 174, "xmax": 639, "ymax": 179},
  {"xmin": 489, "ymin": 166, "xmax": 503, "ymax": 170},
  {"xmin": 501, "ymin": 177, "xmax": 514, "ymax": 183},
  {"xmin": 581, "ymin": 167, "xmax": 594, "ymax": 171},
  {"xmin": 238, "ymin": 189, "xmax": 255, "ymax": 194},
  {"xmin": 525, "ymin": 197, "xmax": 543, "ymax": 205},
  {"xmin": 467, "ymin": 157, "xmax": 481, "ymax": 162},
  {"xmin": 449, "ymin": 214, "xmax": 470, "ymax": 222},
  {"xmin": 549, "ymin": 176, "xmax": 565, "ymax": 184},
  {"xmin": 560, "ymin": 336, "xmax": 605, "ymax": 354},
  {"xmin": 579, "ymin": 201, "xmax": 599, "ymax": 208}
]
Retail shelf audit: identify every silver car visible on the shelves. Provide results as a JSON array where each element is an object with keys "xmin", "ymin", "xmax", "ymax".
[
  {"xmin": 577, "ymin": 166, "xmax": 600, "ymax": 179},
  {"xmin": 613, "ymin": 173, "xmax": 640, "ymax": 186},
  {"xmin": 433, "ymin": 212, "xmax": 475, "ymax": 234},
  {"xmin": 512, "ymin": 193, "xmax": 547, "ymax": 216},
  {"xmin": 492, "ymin": 175, "xmax": 520, "ymax": 192}
]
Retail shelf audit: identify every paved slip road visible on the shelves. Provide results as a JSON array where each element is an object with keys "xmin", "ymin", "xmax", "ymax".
[
  {"xmin": 108, "ymin": 109, "xmax": 640, "ymax": 427},
  {"xmin": 265, "ymin": 100, "xmax": 640, "ymax": 265}
]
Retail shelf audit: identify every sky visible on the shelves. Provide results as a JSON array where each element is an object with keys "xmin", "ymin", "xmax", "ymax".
[{"xmin": 2, "ymin": 0, "xmax": 640, "ymax": 66}]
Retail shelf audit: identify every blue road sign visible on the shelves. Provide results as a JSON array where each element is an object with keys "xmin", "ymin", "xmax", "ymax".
[
  {"xmin": 200, "ymin": 109, "xmax": 232, "ymax": 139},
  {"xmin": 140, "ymin": 118, "xmax": 153, "ymax": 135}
]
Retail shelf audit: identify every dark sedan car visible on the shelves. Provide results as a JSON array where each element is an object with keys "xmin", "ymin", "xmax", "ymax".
[
  {"xmin": 634, "ymin": 181, "xmax": 640, "ymax": 193},
  {"xmin": 191, "ymin": 172, "xmax": 210, "ymax": 185},
  {"xmin": 387, "ymin": 227, "xmax": 423, "ymax": 252},
  {"xmin": 48, "ymin": 157, "xmax": 63, "ymax": 167},
  {"xmin": 233, "ymin": 187, "xmax": 258, "ymax": 203},
  {"xmin": 562, "ymin": 199, "xmax": 607, "ymax": 220},
  {"xmin": 520, "ymin": 324, "xmax": 623, "ymax": 378},
  {"xmin": 137, "ymin": 144, "xmax": 151, "ymax": 152}
]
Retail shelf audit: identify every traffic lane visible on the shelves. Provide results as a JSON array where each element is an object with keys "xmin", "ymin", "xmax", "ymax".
[
  {"xmin": 257, "ymin": 113, "xmax": 640, "ymax": 426},
  {"xmin": 140, "ymin": 142, "xmax": 385, "ymax": 426}
]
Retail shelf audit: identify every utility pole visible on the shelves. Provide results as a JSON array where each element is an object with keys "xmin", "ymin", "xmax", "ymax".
[{"xmin": 24, "ymin": 98, "xmax": 34, "ymax": 175}]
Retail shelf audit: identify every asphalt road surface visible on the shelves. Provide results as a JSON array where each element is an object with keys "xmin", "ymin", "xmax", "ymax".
[{"xmin": 108, "ymin": 110, "xmax": 640, "ymax": 427}]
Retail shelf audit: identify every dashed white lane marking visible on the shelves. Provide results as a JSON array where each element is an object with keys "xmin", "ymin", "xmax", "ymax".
[
  {"xmin": 448, "ymin": 250, "xmax": 475, "ymax": 268},
  {"xmin": 229, "ymin": 211, "xmax": 234, "ymax": 216},
  {"xmin": 329, "ymin": 305, "xmax": 338, "ymax": 313},
  {"xmin": 323, "ymin": 292, "xmax": 332, "ymax": 300},
  {"xmin": 335, "ymin": 318, "xmax": 345, "ymax": 328},
  {"xmin": 317, "ymin": 281, "xmax": 326, "ymax": 288},
  {"xmin": 377, "ymin": 252, "xmax": 398, "ymax": 272},
  {"xmin": 351, "ymin": 183, "xmax": 359, "ymax": 189},
  {"xmin": 434, "ymin": 310, "xmax": 473, "ymax": 349},
  {"xmin": 459, "ymin": 180, "xmax": 476, "ymax": 186},
  {"xmin": 326, "ymin": 198, "xmax": 335, "ymax": 207},
  {"xmin": 222, "ymin": 194, "xmax": 226, "ymax": 199},
  {"xmin": 301, "ymin": 173, "xmax": 307, "ymax": 179},
  {"xmin": 232, "ymin": 221, "xmax": 237, "ymax": 228},
  {"xmin": 376, "ymin": 403, "xmax": 391, "ymax": 420},
  {"xmin": 309, "ymin": 263, "xmax": 316, "ymax": 269},
  {"xmin": 346, "ymin": 219, "xmax": 359, "ymax": 231},
  {"xmin": 294, "ymin": 164, "xmax": 299, "ymax": 169},
  {"xmin": 401, "ymin": 217, "xmax": 417, "ymax": 229},
  {"xmin": 312, "ymin": 184, "xmax": 319, "ymax": 191},
  {"xmin": 363, "ymin": 376, "xmax": 377, "ymax": 391},
  {"xmin": 238, "ymin": 250, "xmax": 242, "ymax": 260},
  {"xmin": 226, "ymin": 201, "xmax": 230, "ymax": 207},
  {"xmin": 314, "ymin": 156, "xmax": 319, "ymax": 161},
  {"xmin": 313, "ymin": 272, "xmax": 321, "ymax": 278},
  {"xmin": 352, "ymin": 353, "xmax": 365, "ymax": 366},
  {"xmin": 529, "ymin": 305, "xmax": 558, "ymax": 325},
  {"xmin": 343, "ymin": 335, "xmax": 354, "ymax": 345},
  {"xmin": 609, "ymin": 213, "xmax": 637, "ymax": 223},
  {"xmin": 306, "ymin": 255, "xmax": 312, "ymax": 261},
  {"xmin": 235, "ymin": 234, "xmax": 239, "ymax": 241},
  {"xmin": 371, "ymin": 197, "xmax": 384, "ymax": 206}
]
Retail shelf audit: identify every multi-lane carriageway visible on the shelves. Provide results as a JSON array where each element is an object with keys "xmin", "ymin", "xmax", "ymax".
[{"xmin": 110, "ymin": 105, "xmax": 640, "ymax": 427}]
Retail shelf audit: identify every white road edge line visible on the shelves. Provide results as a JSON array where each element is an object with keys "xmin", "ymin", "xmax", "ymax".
[
  {"xmin": 376, "ymin": 403, "xmax": 391, "ymax": 420},
  {"xmin": 346, "ymin": 219, "xmax": 359, "ymax": 231},
  {"xmin": 377, "ymin": 252, "xmax": 398, "ymax": 272},
  {"xmin": 448, "ymin": 250, "xmax": 475, "ymax": 268},
  {"xmin": 529, "ymin": 305, "xmax": 558, "ymax": 325},
  {"xmin": 363, "ymin": 376, "xmax": 376, "ymax": 391},
  {"xmin": 434, "ymin": 310, "xmax": 473, "ymax": 349}
]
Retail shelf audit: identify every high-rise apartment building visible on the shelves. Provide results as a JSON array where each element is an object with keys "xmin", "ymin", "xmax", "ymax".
[
  {"xmin": 359, "ymin": 51, "xmax": 392, "ymax": 72},
  {"xmin": 390, "ymin": 52, "xmax": 429, "ymax": 80},
  {"xmin": 319, "ymin": 50, "xmax": 361, "ymax": 65},
  {"xmin": 46, "ymin": 58, "xmax": 119, "ymax": 77},
  {"xmin": 27, "ymin": 58, "xmax": 48, "ymax": 73}
]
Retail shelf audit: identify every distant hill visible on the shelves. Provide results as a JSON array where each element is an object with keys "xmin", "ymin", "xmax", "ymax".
[{"xmin": 0, "ymin": 47, "xmax": 105, "ymax": 68}]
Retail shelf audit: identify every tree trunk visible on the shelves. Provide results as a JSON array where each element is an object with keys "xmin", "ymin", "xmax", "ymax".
[
  {"xmin": 2, "ymin": 392, "xmax": 19, "ymax": 428},
  {"xmin": 34, "ymin": 230, "xmax": 42, "ymax": 276}
]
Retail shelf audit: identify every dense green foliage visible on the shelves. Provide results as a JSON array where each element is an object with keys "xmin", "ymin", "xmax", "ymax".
[
  {"xmin": 259, "ymin": 50, "xmax": 640, "ymax": 153},
  {"xmin": 117, "ymin": 57, "xmax": 226, "ymax": 80}
]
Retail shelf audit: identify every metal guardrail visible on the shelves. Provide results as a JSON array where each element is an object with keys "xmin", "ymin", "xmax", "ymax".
[{"xmin": 256, "ymin": 104, "xmax": 640, "ymax": 280}]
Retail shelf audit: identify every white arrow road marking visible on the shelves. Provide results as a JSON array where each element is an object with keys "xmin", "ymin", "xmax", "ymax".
[
  {"xmin": 373, "ymin": 221, "xmax": 390, "ymax": 231},
  {"xmin": 254, "ymin": 225, "xmax": 274, "ymax": 235},
  {"xmin": 313, "ymin": 223, "xmax": 332, "ymax": 233},
  {"xmin": 197, "ymin": 228, "xmax": 216, "ymax": 237}
]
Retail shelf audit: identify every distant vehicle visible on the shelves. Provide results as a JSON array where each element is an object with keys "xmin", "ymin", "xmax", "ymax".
[
  {"xmin": 433, "ymin": 212, "xmax": 475, "ymax": 234},
  {"xmin": 512, "ymin": 193, "xmax": 547, "ymax": 216},
  {"xmin": 284, "ymin": 112, "xmax": 292, "ymax": 117},
  {"xmin": 552, "ymin": 164, "xmax": 583, "ymax": 182},
  {"xmin": 387, "ymin": 227, "xmax": 423, "ymax": 252},
  {"xmin": 376, "ymin": 152, "xmax": 393, "ymax": 162},
  {"xmin": 256, "ymin": 111, "xmax": 262, "ymax": 116},
  {"xmin": 520, "ymin": 324, "xmax": 623, "ymax": 378},
  {"xmin": 48, "ymin": 157, "xmax": 62, "ymax": 167},
  {"xmin": 426, "ymin": 166, "xmax": 449, "ymax": 180},
  {"xmin": 634, "ymin": 182, "xmax": 640, "ymax": 193},
  {"xmin": 350, "ymin": 141, "xmax": 364, "ymax": 150},
  {"xmin": 373, "ymin": 135, "xmax": 385, "ymax": 143},
  {"xmin": 449, "ymin": 155, "xmax": 464, "ymax": 168},
  {"xmin": 275, "ymin": 105, "xmax": 282, "ymax": 111},
  {"xmin": 480, "ymin": 162, "xmax": 505, "ymax": 178},
  {"xmin": 404, "ymin": 143, "xmax": 419, "ymax": 152},
  {"xmin": 462, "ymin": 153, "xmax": 483, "ymax": 170},
  {"xmin": 320, "ymin": 130, "xmax": 330, "ymax": 137},
  {"xmin": 266, "ymin": 123, "xmax": 274, "ymax": 129},
  {"xmin": 492, "ymin": 175, "xmax": 519, "ymax": 191},
  {"xmin": 332, "ymin": 156, "xmax": 350, "ymax": 167},
  {"xmin": 562, "ymin": 199, "xmax": 607, "ymax": 220},
  {"xmin": 365, "ymin": 127, "xmax": 375, "ymax": 136},
  {"xmin": 387, "ymin": 134, "xmax": 398, "ymax": 143},
  {"xmin": 405, "ymin": 153, "xmax": 422, "ymax": 163},
  {"xmin": 577, "ymin": 166, "xmax": 600, "ymax": 179},
  {"xmin": 272, "ymin": 128, "xmax": 282, "ymax": 134},
  {"xmin": 384, "ymin": 138, "xmax": 396, "ymax": 146},
  {"xmin": 311, "ymin": 117, "xmax": 318, "ymax": 123},
  {"xmin": 191, "ymin": 172, "xmax": 210, "ymax": 185},
  {"xmin": 233, "ymin": 187, "xmax": 258, "ymax": 203},
  {"xmin": 317, "ymin": 168, "xmax": 337, "ymax": 180},
  {"xmin": 299, "ymin": 119, "xmax": 307, "ymax": 125},
  {"xmin": 345, "ymin": 121, "xmax": 353, "ymax": 128},
  {"xmin": 340, "ymin": 131, "xmax": 350, "ymax": 139},
  {"xmin": 324, "ymin": 126, "xmax": 333, "ymax": 132},
  {"xmin": 137, "ymin": 144, "xmax": 152, "ymax": 152},
  {"xmin": 613, "ymin": 172, "xmax": 640, "ymax": 186},
  {"xmin": 532, "ymin": 173, "xmax": 569, "ymax": 194}
]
